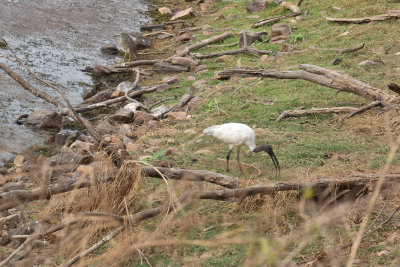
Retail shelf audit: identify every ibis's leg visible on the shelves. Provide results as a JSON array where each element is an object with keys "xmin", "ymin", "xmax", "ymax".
[
  {"xmin": 237, "ymin": 146, "xmax": 244, "ymax": 174},
  {"xmin": 226, "ymin": 149, "xmax": 232, "ymax": 172}
]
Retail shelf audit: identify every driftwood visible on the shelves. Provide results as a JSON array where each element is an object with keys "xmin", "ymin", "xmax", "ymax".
[
  {"xmin": 216, "ymin": 64, "xmax": 397, "ymax": 120},
  {"xmin": 338, "ymin": 101, "xmax": 382, "ymax": 121},
  {"xmin": 276, "ymin": 107, "xmax": 359, "ymax": 121},
  {"xmin": 252, "ymin": 11, "xmax": 301, "ymax": 28},
  {"xmin": 215, "ymin": 65, "xmax": 396, "ymax": 104},
  {"xmin": 75, "ymin": 86, "xmax": 158, "ymax": 113},
  {"xmin": 167, "ymin": 32, "xmax": 233, "ymax": 60},
  {"xmin": 192, "ymin": 31, "xmax": 272, "ymax": 59},
  {"xmin": 326, "ymin": 10, "xmax": 400, "ymax": 24}
]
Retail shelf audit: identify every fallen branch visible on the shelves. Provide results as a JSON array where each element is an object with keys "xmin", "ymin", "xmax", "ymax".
[
  {"xmin": 252, "ymin": 12, "xmax": 302, "ymax": 28},
  {"xmin": 215, "ymin": 64, "xmax": 396, "ymax": 105},
  {"xmin": 338, "ymin": 101, "xmax": 382, "ymax": 121},
  {"xmin": 142, "ymin": 166, "xmax": 242, "ymax": 189},
  {"xmin": 167, "ymin": 32, "xmax": 233, "ymax": 60},
  {"xmin": 63, "ymin": 225, "xmax": 125, "ymax": 267},
  {"xmin": 192, "ymin": 31, "xmax": 272, "ymax": 59},
  {"xmin": 75, "ymin": 86, "xmax": 158, "ymax": 113},
  {"xmin": 326, "ymin": 10, "xmax": 400, "ymax": 24},
  {"xmin": 0, "ymin": 167, "xmax": 241, "ymax": 211},
  {"xmin": 276, "ymin": 107, "xmax": 359, "ymax": 121}
]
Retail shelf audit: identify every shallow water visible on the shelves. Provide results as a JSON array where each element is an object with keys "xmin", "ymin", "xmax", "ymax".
[{"xmin": 0, "ymin": 0, "xmax": 151, "ymax": 163}]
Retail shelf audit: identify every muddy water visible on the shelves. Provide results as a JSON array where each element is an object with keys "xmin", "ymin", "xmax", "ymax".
[{"xmin": 0, "ymin": 0, "xmax": 151, "ymax": 163}]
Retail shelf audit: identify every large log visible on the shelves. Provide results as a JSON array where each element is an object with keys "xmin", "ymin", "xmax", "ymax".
[{"xmin": 215, "ymin": 64, "xmax": 395, "ymax": 104}]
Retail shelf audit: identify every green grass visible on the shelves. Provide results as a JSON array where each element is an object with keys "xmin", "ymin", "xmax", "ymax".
[{"xmin": 54, "ymin": 0, "xmax": 400, "ymax": 265}]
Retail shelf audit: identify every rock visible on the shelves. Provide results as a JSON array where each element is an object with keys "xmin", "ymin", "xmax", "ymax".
[
  {"xmin": 134, "ymin": 111, "xmax": 156, "ymax": 125},
  {"xmin": 281, "ymin": 43, "xmax": 294, "ymax": 52},
  {"xmin": 270, "ymin": 23, "xmax": 291, "ymax": 43},
  {"xmin": 124, "ymin": 102, "xmax": 141, "ymax": 112},
  {"xmin": 95, "ymin": 119, "xmax": 117, "ymax": 135},
  {"xmin": 192, "ymin": 79, "xmax": 210, "ymax": 91},
  {"xmin": 117, "ymin": 81, "xmax": 137, "ymax": 94},
  {"xmin": 49, "ymin": 146, "xmax": 82, "ymax": 166},
  {"xmin": 165, "ymin": 147, "xmax": 180, "ymax": 156},
  {"xmin": 151, "ymin": 105, "xmax": 169, "ymax": 118},
  {"xmin": 167, "ymin": 139, "xmax": 175, "ymax": 145},
  {"xmin": 239, "ymin": 31, "xmax": 267, "ymax": 47},
  {"xmin": 156, "ymin": 33, "xmax": 173, "ymax": 40},
  {"xmin": 0, "ymin": 229, "xmax": 10, "ymax": 246},
  {"xmin": 6, "ymin": 214, "xmax": 22, "ymax": 228},
  {"xmin": 54, "ymin": 130, "xmax": 74, "ymax": 146},
  {"xmin": 126, "ymin": 142, "xmax": 141, "ymax": 152},
  {"xmin": 176, "ymin": 33, "xmax": 194, "ymax": 43},
  {"xmin": 170, "ymin": 57, "xmax": 199, "ymax": 68},
  {"xmin": 109, "ymin": 108, "xmax": 134, "ymax": 123},
  {"xmin": 216, "ymin": 55, "xmax": 232, "ymax": 62},
  {"xmin": 187, "ymin": 75, "xmax": 196, "ymax": 81},
  {"xmin": 0, "ymin": 167, "xmax": 9, "ymax": 175},
  {"xmin": 332, "ymin": 58, "xmax": 341, "ymax": 65},
  {"xmin": 111, "ymin": 90, "xmax": 125, "ymax": 98},
  {"xmin": 358, "ymin": 60, "xmax": 380, "ymax": 66},
  {"xmin": 167, "ymin": 112, "xmax": 188, "ymax": 121},
  {"xmin": 100, "ymin": 45, "xmax": 119, "ymax": 55},
  {"xmin": 170, "ymin": 7, "xmax": 195, "ymax": 21},
  {"xmin": 202, "ymin": 31, "xmax": 212, "ymax": 36},
  {"xmin": 92, "ymin": 65, "xmax": 112, "ymax": 75},
  {"xmin": 136, "ymin": 36, "xmax": 152, "ymax": 50},
  {"xmin": 158, "ymin": 6, "xmax": 172, "ymax": 15},
  {"xmin": 162, "ymin": 76, "xmax": 180, "ymax": 84},
  {"xmin": 13, "ymin": 155, "xmax": 25, "ymax": 165},
  {"xmin": 70, "ymin": 140, "xmax": 94, "ymax": 155},
  {"xmin": 246, "ymin": 0, "xmax": 269, "ymax": 13},
  {"xmin": 24, "ymin": 110, "xmax": 62, "ymax": 131},
  {"xmin": 153, "ymin": 62, "xmax": 189, "ymax": 73},
  {"xmin": 145, "ymin": 120, "xmax": 158, "ymax": 129},
  {"xmin": 0, "ymin": 174, "xmax": 5, "ymax": 186}
]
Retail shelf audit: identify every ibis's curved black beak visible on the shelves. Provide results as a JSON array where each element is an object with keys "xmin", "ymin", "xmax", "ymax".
[{"xmin": 253, "ymin": 145, "xmax": 280, "ymax": 177}]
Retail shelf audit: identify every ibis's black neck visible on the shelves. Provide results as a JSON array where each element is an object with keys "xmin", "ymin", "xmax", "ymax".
[{"xmin": 253, "ymin": 145, "xmax": 280, "ymax": 177}]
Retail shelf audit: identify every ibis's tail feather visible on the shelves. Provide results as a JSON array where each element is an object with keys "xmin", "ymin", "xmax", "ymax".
[{"xmin": 203, "ymin": 125, "xmax": 221, "ymax": 136}]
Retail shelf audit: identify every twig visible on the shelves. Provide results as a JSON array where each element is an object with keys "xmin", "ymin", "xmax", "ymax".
[
  {"xmin": 63, "ymin": 225, "xmax": 125, "ymax": 267},
  {"xmin": 338, "ymin": 101, "xmax": 382, "ymax": 121},
  {"xmin": 0, "ymin": 54, "xmax": 17, "ymax": 62},
  {"xmin": 124, "ymin": 198, "xmax": 151, "ymax": 266},
  {"xmin": 363, "ymin": 201, "xmax": 386, "ymax": 235},
  {"xmin": 149, "ymin": 97, "xmax": 177, "ymax": 110}
]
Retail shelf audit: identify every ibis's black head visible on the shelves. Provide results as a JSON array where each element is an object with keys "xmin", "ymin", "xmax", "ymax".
[{"xmin": 253, "ymin": 145, "xmax": 280, "ymax": 177}]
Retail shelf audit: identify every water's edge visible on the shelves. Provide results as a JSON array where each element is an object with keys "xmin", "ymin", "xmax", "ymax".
[{"xmin": 0, "ymin": 0, "xmax": 151, "ymax": 163}]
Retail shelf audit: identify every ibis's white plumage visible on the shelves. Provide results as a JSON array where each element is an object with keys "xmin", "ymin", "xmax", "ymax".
[
  {"xmin": 203, "ymin": 122, "xmax": 280, "ymax": 176},
  {"xmin": 203, "ymin": 123, "xmax": 257, "ymax": 151}
]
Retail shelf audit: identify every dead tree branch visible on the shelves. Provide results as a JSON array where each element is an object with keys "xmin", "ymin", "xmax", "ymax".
[
  {"xmin": 192, "ymin": 31, "xmax": 272, "ymax": 59},
  {"xmin": 338, "ymin": 101, "xmax": 382, "ymax": 121},
  {"xmin": 276, "ymin": 107, "xmax": 359, "ymax": 121},
  {"xmin": 216, "ymin": 64, "xmax": 396, "ymax": 105},
  {"xmin": 326, "ymin": 10, "xmax": 400, "ymax": 23},
  {"xmin": 75, "ymin": 86, "xmax": 158, "ymax": 113},
  {"xmin": 167, "ymin": 32, "xmax": 233, "ymax": 60},
  {"xmin": 310, "ymin": 43, "xmax": 365, "ymax": 54},
  {"xmin": 252, "ymin": 12, "xmax": 302, "ymax": 28}
]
